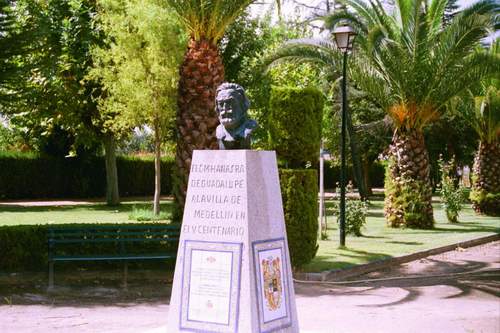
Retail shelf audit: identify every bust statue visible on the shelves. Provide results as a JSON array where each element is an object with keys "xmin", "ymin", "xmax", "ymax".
[{"xmin": 215, "ymin": 82, "xmax": 257, "ymax": 150}]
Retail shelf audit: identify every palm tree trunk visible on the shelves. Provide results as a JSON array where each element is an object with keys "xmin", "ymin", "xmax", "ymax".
[
  {"xmin": 471, "ymin": 141, "xmax": 500, "ymax": 215},
  {"xmin": 362, "ymin": 157, "xmax": 373, "ymax": 196},
  {"xmin": 384, "ymin": 130, "xmax": 433, "ymax": 228},
  {"xmin": 153, "ymin": 118, "xmax": 161, "ymax": 216},
  {"xmin": 173, "ymin": 38, "xmax": 224, "ymax": 221},
  {"xmin": 103, "ymin": 134, "xmax": 120, "ymax": 206}
]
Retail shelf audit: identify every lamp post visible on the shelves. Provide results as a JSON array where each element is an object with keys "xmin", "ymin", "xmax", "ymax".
[{"xmin": 333, "ymin": 25, "xmax": 356, "ymax": 247}]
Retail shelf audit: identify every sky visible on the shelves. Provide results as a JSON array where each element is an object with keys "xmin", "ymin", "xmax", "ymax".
[{"xmin": 250, "ymin": 0, "xmax": 481, "ymax": 21}]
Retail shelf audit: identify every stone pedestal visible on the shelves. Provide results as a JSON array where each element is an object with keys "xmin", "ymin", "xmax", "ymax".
[{"xmin": 167, "ymin": 150, "xmax": 299, "ymax": 333}]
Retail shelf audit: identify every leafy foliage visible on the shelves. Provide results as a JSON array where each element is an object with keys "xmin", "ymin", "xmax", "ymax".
[
  {"xmin": 328, "ymin": 0, "xmax": 500, "ymax": 128},
  {"xmin": 91, "ymin": 0, "xmax": 185, "ymax": 138},
  {"xmin": 331, "ymin": 198, "xmax": 368, "ymax": 236},
  {"xmin": 437, "ymin": 155, "xmax": 464, "ymax": 223},
  {"xmin": 1, "ymin": 0, "xmax": 104, "ymax": 156},
  {"xmin": 269, "ymin": 86, "xmax": 324, "ymax": 168}
]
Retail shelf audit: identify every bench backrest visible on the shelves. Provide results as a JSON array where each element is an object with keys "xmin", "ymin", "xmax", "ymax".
[
  {"xmin": 48, "ymin": 224, "xmax": 181, "ymax": 244},
  {"xmin": 48, "ymin": 224, "xmax": 181, "ymax": 256}
]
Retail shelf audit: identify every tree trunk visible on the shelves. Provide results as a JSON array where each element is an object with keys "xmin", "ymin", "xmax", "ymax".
[
  {"xmin": 173, "ymin": 38, "xmax": 224, "ymax": 222},
  {"xmin": 471, "ymin": 141, "xmax": 500, "ymax": 215},
  {"xmin": 345, "ymin": 107, "xmax": 368, "ymax": 200},
  {"xmin": 153, "ymin": 119, "xmax": 162, "ymax": 216},
  {"xmin": 103, "ymin": 134, "xmax": 120, "ymax": 206},
  {"xmin": 384, "ymin": 130, "xmax": 434, "ymax": 228},
  {"xmin": 362, "ymin": 157, "xmax": 373, "ymax": 196}
]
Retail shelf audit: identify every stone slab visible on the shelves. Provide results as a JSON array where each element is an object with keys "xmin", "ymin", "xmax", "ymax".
[{"xmin": 167, "ymin": 150, "xmax": 299, "ymax": 333}]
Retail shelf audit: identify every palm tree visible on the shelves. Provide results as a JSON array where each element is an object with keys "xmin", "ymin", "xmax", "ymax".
[
  {"xmin": 165, "ymin": 0, "xmax": 282, "ymax": 219},
  {"xmin": 469, "ymin": 43, "xmax": 500, "ymax": 216},
  {"xmin": 323, "ymin": 0, "xmax": 499, "ymax": 228}
]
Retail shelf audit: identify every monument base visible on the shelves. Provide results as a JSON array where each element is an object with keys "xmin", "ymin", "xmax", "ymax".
[{"xmin": 167, "ymin": 150, "xmax": 299, "ymax": 333}]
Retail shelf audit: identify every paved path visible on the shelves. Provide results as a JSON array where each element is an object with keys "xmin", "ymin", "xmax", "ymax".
[{"xmin": 1, "ymin": 241, "xmax": 499, "ymax": 333}]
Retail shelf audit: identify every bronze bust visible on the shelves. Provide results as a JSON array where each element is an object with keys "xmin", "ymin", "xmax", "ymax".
[{"xmin": 215, "ymin": 83, "xmax": 257, "ymax": 150}]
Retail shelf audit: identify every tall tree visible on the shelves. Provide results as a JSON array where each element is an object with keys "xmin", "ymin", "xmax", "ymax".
[
  {"xmin": 3, "ymin": 0, "xmax": 124, "ymax": 205},
  {"xmin": 91, "ymin": 0, "xmax": 185, "ymax": 214},
  {"xmin": 165, "ymin": 0, "xmax": 281, "ymax": 220},
  {"xmin": 326, "ymin": 0, "xmax": 499, "ymax": 228},
  {"xmin": 467, "ymin": 42, "xmax": 500, "ymax": 216}
]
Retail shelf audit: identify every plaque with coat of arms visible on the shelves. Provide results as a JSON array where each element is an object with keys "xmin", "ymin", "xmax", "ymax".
[{"xmin": 253, "ymin": 238, "xmax": 292, "ymax": 332}]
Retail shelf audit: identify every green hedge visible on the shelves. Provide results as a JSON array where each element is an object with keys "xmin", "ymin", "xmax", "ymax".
[
  {"xmin": 0, "ymin": 152, "xmax": 174, "ymax": 199},
  {"xmin": 0, "ymin": 224, "xmax": 179, "ymax": 271},
  {"xmin": 269, "ymin": 86, "xmax": 324, "ymax": 168},
  {"xmin": 280, "ymin": 169, "xmax": 318, "ymax": 269}
]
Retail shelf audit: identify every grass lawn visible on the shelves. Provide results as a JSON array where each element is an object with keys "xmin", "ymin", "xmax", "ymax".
[
  {"xmin": 1, "ymin": 197, "xmax": 498, "ymax": 273},
  {"xmin": 0, "ymin": 200, "xmax": 174, "ymax": 226},
  {"xmin": 304, "ymin": 199, "xmax": 500, "ymax": 273}
]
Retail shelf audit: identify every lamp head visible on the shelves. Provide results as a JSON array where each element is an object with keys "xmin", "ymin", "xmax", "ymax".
[{"xmin": 333, "ymin": 25, "xmax": 356, "ymax": 53}]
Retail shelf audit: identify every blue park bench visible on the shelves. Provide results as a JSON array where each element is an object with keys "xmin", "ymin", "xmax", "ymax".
[{"xmin": 47, "ymin": 224, "xmax": 181, "ymax": 289}]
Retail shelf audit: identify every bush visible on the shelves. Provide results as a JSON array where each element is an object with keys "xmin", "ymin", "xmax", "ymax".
[
  {"xmin": 0, "ymin": 223, "xmax": 178, "ymax": 271},
  {"xmin": 269, "ymin": 86, "xmax": 324, "ymax": 168},
  {"xmin": 437, "ymin": 156, "xmax": 464, "ymax": 223},
  {"xmin": 280, "ymin": 169, "xmax": 318, "ymax": 269},
  {"xmin": 331, "ymin": 199, "xmax": 368, "ymax": 236},
  {"xmin": 470, "ymin": 190, "xmax": 500, "ymax": 216},
  {"xmin": 0, "ymin": 152, "xmax": 174, "ymax": 199}
]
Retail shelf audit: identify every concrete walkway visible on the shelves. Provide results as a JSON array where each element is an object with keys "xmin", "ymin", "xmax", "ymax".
[{"xmin": 1, "ymin": 241, "xmax": 499, "ymax": 333}]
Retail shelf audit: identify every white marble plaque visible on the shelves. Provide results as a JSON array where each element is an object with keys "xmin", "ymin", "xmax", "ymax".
[
  {"xmin": 253, "ymin": 238, "xmax": 293, "ymax": 333},
  {"xmin": 180, "ymin": 240, "xmax": 242, "ymax": 332}
]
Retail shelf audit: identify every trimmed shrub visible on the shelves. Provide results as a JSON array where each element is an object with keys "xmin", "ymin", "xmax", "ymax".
[
  {"xmin": 0, "ymin": 225, "xmax": 47, "ymax": 271},
  {"xmin": 0, "ymin": 223, "xmax": 179, "ymax": 271},
  {"xmin": 0, "ymin": 152, "xmax": 174, "ymax": 199},
  {"xmin": 269, "ymin": 86, "xmax": 324, "ymax": 168},
  {"xmin": 280, "ymin": 169, "xmax": 318, "ymax": 269}
]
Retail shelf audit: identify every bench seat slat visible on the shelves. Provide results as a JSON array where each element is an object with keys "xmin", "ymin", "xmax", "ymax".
[
  {"xmin": 49, "ymin": 231, "xmax": 180, "ymax": 238},
  {"xmin": 49, "ymin": 224, "xmax": 181, "ymax": 232}
]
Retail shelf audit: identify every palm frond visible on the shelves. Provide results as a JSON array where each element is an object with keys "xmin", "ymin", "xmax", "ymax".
[{"xmin": 165, "ymin": 0, "xmax": 272, "ymax": 43}]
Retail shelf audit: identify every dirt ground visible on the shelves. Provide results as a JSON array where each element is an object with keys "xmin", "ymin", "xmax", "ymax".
[{"xmin": 1, "ymin": 241, "xmax": 499, "ymax": 333}]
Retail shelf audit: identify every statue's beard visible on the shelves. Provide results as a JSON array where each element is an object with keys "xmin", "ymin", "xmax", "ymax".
[{"xmin": 220, "ymin": 117, "xmax": 242, "ymax": 129}]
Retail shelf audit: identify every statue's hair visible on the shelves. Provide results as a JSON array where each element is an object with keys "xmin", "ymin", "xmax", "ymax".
[{"xmin": 215, "ymin": 82, "xmax": 250, "ymax": 111}]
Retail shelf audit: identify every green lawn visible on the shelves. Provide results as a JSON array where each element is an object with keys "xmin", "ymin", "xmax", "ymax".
[
  {"xmin": 0, "ymin": 201, "xmax": 174, "ymax": 225},
  {"xmin": 304, "ymin": 200, "xmax": 500, "ymax": 272},
  {"xmin": 1, "ymin": 197, "xmax": 498, "ymax": 274}
]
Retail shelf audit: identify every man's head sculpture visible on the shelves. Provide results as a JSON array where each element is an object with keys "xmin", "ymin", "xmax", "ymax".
[{"xmin": 215, "ymin": 82, "xmax": 257, "ymax": 150}]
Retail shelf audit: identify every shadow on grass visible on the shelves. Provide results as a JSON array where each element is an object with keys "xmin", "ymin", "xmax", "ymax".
[
  {"xmin": 386, "ymin": 241, "xmax": 424, "ymax": 245},
  {"xmin": 366, "ymin": 211, "xmax": 385, "ymax": 218},
  {"xmin": 405, "ymin": 225, "xmax": 500, "ymax": 234}
]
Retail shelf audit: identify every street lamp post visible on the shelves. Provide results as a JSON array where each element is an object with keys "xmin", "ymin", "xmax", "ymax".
[{"xmin": 333, "ymin": 25, "xmax": 356, "ymax": 247}]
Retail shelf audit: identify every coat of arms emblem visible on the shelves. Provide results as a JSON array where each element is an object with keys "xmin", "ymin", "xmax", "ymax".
[{"xmin": 261, "ymin": 256, "xmax": 282, "ymax": 311}]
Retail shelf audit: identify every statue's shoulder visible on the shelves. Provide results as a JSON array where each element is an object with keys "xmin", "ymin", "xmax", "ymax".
[{"xmin": 246, "ymin": 119, "xmax": 257, "ymax": 130}]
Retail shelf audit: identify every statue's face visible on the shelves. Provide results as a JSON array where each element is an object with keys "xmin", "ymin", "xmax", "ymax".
[{"xmin": 216, "ymin": 89, "xmax": 245, "ymax": 130}]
